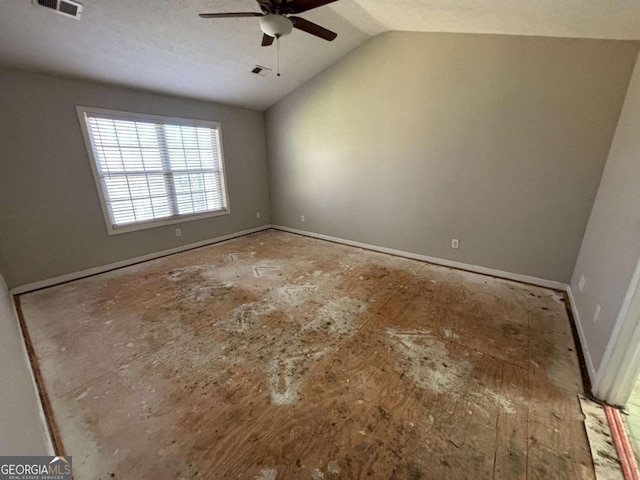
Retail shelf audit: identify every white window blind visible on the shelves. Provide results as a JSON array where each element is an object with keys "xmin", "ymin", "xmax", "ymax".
[{"xmin": 78, "ymin": 108, "xmax": 229, "ymax": 233}]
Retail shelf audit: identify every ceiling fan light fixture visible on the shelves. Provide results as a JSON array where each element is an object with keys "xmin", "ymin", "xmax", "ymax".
[{"xmin": 259, "ymin": 14, "xmax": 293, "ymax": 38}]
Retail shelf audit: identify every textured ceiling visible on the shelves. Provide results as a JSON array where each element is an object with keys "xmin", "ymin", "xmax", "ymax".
[
  {"xmin": 0, "ymin": 0, "xmax": 639, "ymax": 111},
  {"xmin": 0, "ymin": 0, "xmax": 383, "ymax": 110}
]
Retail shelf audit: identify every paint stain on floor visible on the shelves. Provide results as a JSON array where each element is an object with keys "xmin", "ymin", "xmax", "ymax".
[{"xmin": 20, "ymin": 230, "xmax": 594, "ymax": 479}]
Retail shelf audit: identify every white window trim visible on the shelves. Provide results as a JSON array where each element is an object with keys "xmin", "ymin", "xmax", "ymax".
[{"xmin": 76, "ymin": 106, "xmax": 231, "ymax": 235}]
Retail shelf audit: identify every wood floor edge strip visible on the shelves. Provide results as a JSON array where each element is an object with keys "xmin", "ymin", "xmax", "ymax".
[{"xmin": 13, "ymin": 295, "xmax": 65, "ymax": 456}]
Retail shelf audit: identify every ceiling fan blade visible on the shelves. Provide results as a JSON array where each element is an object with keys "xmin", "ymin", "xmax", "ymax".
[
  {"xmin": 199, "ymin": 12, "xmax": 263, "ymax": 18},
  {"xmin": 290, "ymin": 16, "xmax": 337, "ymax": 41},
  {"xmin": 262, "ymin": 33, "xmax": 274, "ymax": 46},
  {"xmin": 284, "ymin": 0, "xmax": 338, "ymax": 14}
]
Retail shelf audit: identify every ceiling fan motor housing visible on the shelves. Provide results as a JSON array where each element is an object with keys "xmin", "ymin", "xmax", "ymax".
[{"xmin": 260, "ymin": 14, "xmax": 293, "ymax": 38}]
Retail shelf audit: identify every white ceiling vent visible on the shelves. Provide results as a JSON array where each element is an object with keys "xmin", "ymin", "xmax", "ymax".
[{"xmin": 32, "ymin": 0, "xmax": 83, "ymax": 19}]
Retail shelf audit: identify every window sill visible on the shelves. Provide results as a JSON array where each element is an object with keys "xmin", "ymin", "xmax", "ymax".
[{"xmin": 106, "ymin": 208, "xmax": 231, "ymax": 235}]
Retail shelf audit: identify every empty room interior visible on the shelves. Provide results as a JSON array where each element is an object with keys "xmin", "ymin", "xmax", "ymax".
[{"xmin": 2, "ymin": 0, "xmax": 640, "ymax": 478}]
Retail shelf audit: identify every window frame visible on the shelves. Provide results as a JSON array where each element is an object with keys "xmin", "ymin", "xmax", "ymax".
[{"xmin": 76, "ymin": 106, "xmax": 231, "ymax": 235}]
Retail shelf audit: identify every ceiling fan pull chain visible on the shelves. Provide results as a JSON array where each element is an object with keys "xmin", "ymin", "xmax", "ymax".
[{"xmin": 276, "ymin": 36, "xmax": 281, "ymax": 77}]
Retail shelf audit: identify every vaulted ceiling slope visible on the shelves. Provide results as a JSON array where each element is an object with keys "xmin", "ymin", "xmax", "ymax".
[
  {"xmin": 1, "ymin": 1, "xmax": 639, "ymax": 111},
  {"xmin": 357, "ymin": 0, "xmax": 640, "ymax": 42}
]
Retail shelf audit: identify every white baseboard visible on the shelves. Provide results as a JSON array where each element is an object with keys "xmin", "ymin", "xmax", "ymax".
[
  {"xmin": 272, "ymin": 225, "xmax": 568, "ymax": 291},
  {"xmin": 566, "ymin": 286, "xmax": 597, "ymax": 384},
  {"xmin": 10, "ymin": 225, "xmax": 272, "ymax": 295}
]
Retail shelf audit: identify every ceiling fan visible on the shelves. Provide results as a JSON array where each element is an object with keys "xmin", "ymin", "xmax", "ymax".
[{"xmin": 199, "ymin": 0, "xmax": 339, "ymax": 47}]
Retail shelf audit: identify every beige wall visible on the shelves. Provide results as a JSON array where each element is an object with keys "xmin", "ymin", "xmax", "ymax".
[
  {"xmin": 570, "ymin": 52, "xmax": 640, "ymax": 374},
  {"xmin": 265, "ymin": 31, "xmax": 639, "ymax": 283},
  {"xmin": 0, "ymin": 273, "xmax": 52, "ymax": 455},
  {"xmin": 0, "ymin": 68, "xmax": 271, "ymax": 289}
]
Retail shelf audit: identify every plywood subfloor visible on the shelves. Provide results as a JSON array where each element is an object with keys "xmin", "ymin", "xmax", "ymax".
[{"xmin": 19, "ymin": 230, "xmax": 593, "ymax": 479}]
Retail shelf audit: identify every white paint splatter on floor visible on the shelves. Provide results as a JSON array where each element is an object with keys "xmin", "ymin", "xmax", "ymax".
[
  {"xmin": 224, "ymin": 302, "xmax": 277, "ymax": 333},
  {"xmin": 327, "ymin": 460, "xmax": 340, "ymax": 475},
  {"xmin": 268, "ymin": 349, "xmax": 329, "ymax": 405},
  {"xmin": 486, "ymin": 390, "xmax": 516, "ymax": 414},
  {"xmin": 387, "ymin": 329, "xmax": 470, "ymax": 394},
  {"xmin": 254, "ymin": 468, "xmax": 278, "ymax": 480},
  {"xmin": 303, "ymin": 298, "xmax": 367, "ymax": 336},
  {"xmin": 442, "ymin": 328, "xmax": 460, "ymax": 340}
]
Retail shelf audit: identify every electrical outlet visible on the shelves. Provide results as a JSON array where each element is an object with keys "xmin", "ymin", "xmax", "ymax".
[
  {"xmin": 301, "ymin": 215, "xmax": 306, "ymax": 223},
  {"xmin": 451, "ymin": 239, "xmax": 460, "ymax": 249},
  {"xmin": 256, "ymin": 212, "xmax": 261, "ymax": 219},
  {"xmin": 175, "ymin": 228, "xmax": 182, "ymax": 237},
  {"xmin": 593, "ymin": 304, "xmax": 601, "ymax": 323},
  {"xmin": 578, "ymin": 275, "xmax": 585, "ymax": 292}
]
